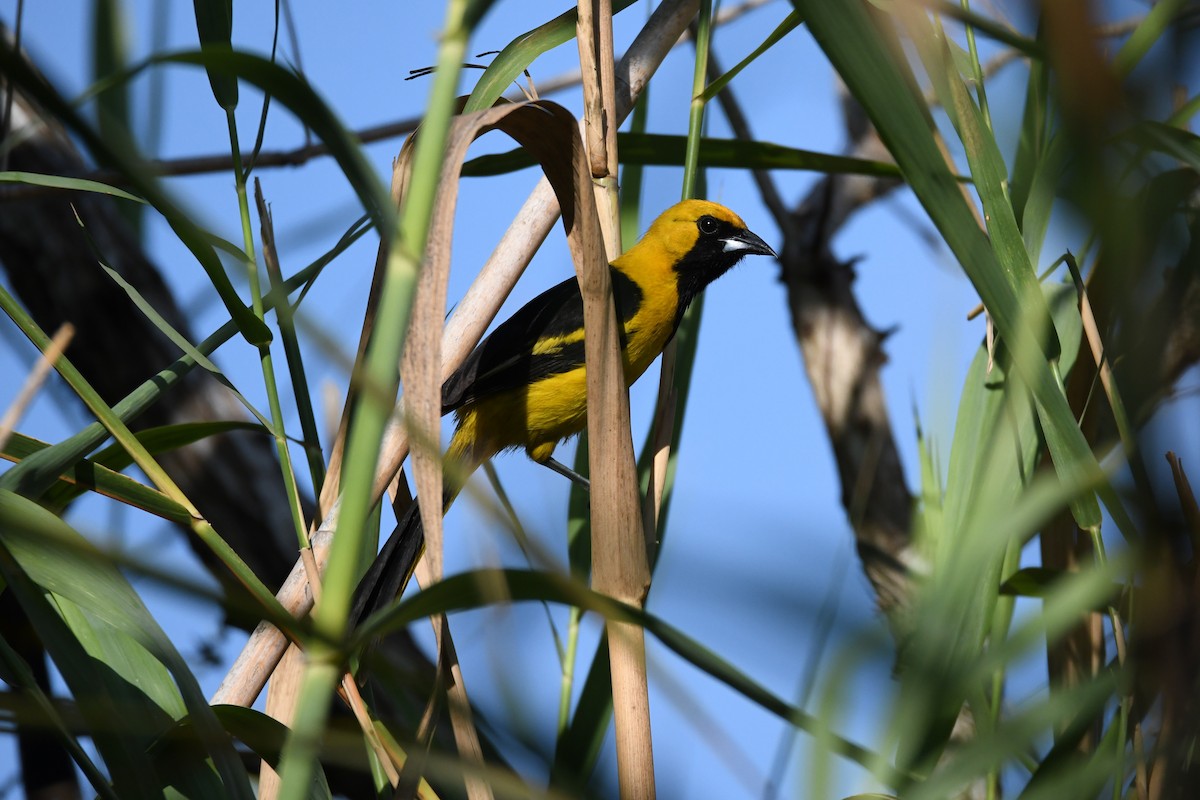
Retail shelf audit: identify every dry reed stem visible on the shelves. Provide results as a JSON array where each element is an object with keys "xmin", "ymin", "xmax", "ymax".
[
  {"xmin": 337, "ymin": 673, "xmax": 402, "ymax": 788},
  {"xmin": 578, "ymin": 3, "xmax": 656, "ymax": 796},
  {"xmin": 258, "ymin": 644, "xmax": 305, "ymax": 799},
  {"xmin": 643, "ymin": 349, "xmax": 677, "ymax": 540}
]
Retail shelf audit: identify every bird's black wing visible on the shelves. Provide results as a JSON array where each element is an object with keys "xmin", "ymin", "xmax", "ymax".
[{"xmin": 441, "ymin": 269, "xmax": 643, "ymax": 413}]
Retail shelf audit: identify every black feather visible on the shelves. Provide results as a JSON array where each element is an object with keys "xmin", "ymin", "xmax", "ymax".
[{"xmin": 441, "ymin": 269, "xmax": 643, "ymax": 413}]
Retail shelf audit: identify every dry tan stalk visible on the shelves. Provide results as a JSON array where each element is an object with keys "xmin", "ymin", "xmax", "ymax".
[
  {"xmin": 578, "ymin": 2, "xmax": 655, "ymax": 796},
  {"xmin": 258, "ymin": 644, "xmax": 305, "ymax": 799},
  {"xmin": 390, "ymin": 101, "xmax": 613, "ymax": 800},
  {"xmin": 394, "ymin": 98, "xmax": 639, "ymax": 797},
  {"xmin": 413, "ymin": 555, "xmax": 489, "ymax": 800},
  {"xmin": 0, "ymin": 322, "xmax": 75, "ymax": 451},
  {"xmin": 338, "ymin": 673, "xmax": 402, "ymax": 787},
  {"xmin": 213, "ymin": 0, "xmax": 702, "ymax": 711},
  {"xmin": 369, "ymin": 99, "xmax": 634, "ymax": 795},
  {"xmin": 642, "ymin": 349, "xmax": 677, "ymax": 539},
  {"xmin": 578, "ymin": 0, "xmax": 622, "ymax": 256},
  {"xmin": 1078, "ymin": 282, "xmax": 1130, "ymax": 451}
]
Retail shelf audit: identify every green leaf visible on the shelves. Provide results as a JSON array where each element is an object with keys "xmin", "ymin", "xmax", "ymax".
[
  {"xmin": 191, "ymin": 0, "xmax": 238, "ymax": 109},
  {"xmin": 357, "ymin": 568, "xmax": 898, "ymax": 783},
  {"xmin": 209, "ymin": 706, "xmax": 334, "ymax": 799},
  {"xmin": 897, "ymin": 282, "xmax": 1083, "ymax": 776},
  {"xmin": 940, "ymin": 35, "xmax": 1060, "ymax": 363},
  {"xmin": 1112, "ymin": 0, "xmax": 1190, "ymax": 76},
  {"xmin": 0, "ymin": 283, "xmax": 293, "ymax": 639},
  {"xmin": 0, "ymin": 491, "xmax": 252, "ymax": 797},
  {"xmin": 1018, "ymin": 134, "xmax": 1066, "ymax": 268},
  {"xmin": 1017, "ymin": 708, "xmax": 1119, "ymax": 800},
  {"xmin": 700, "ymin": 10, "xmax": 803, "ymax": 101},
  {"xmin": 924, "ymin": 1, "xmax": 1042, "ymax": 57},
  {"xmin": 999, "ymin": 566, "xmax": 1065, "ymax": 597},
  {"xmin": 463, "ymin": 131, "xmax": 905, "ymax": 178},
  {"xmin": 999, "ymin": 567, "xmax": 1128, "ymax": 612},
  {"xmin": 152, "ymin": 49, "xmax": 392, "ymax": 243},
  {"xmin": 92, "ymin": 0, "xmax": 142, "ymax": 235},
  {"xmin": 940, "ymin": 284, "xmax": 1083, "ymax": 549},
  {"xmin": 93, "ymin": 420, "xmax": 268, "ymax": 471},
  {"xmin": 0, "ymin": 631, "xmax": 117, "ymax": 798},
  {"xmin": 1127, "ymin": 120, "xmax": 1200, "ymax": 173},
  {"xmin": 462, "ymin": 0, "xmax": 639, "ymax": 113},
  {"xmin": 1008, "ymin": 29, "xmax": 1050, "ymax": 231},
  {"xmin": 792, "ymin": 0, "xmax": 1103, "ymax": 538},
  {"xmin": 0, "ymin": 170, "xmax": 146, "ymax": 203},
  {"xmin": 3, "ymin": 432, "xmax": 192, "ymax": 522},
  {"xmin": 90, "ymin": 245, "xmax": 276, "ymax": 430},
  {"xmin": 906, "ymin": 675, "xmax": 1116, "ymax": 800}
]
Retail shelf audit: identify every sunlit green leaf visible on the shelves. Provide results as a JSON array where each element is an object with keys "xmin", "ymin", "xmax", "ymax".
[{"xmin": 0, "ymin": 170, "xmax": 145, "ymax": 203}]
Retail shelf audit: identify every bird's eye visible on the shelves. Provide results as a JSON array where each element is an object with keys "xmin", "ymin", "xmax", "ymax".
[{"xmin": 697, "ymin": 216, "xmax": 719, "ymax": 235}]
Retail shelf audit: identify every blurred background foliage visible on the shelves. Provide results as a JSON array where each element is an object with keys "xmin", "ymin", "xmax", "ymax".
[{"xmin": 1, "ymin": 0, "xmax": 1199, "ymax": 798}]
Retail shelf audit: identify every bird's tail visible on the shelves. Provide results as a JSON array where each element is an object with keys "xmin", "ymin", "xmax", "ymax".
[
  {"xmin": 348, "ymin": 423, "xmax": 485, "ymax": 629},
  {"xmin": 347, "ymin": 498, "xmax": 428, "ymax": 628}
]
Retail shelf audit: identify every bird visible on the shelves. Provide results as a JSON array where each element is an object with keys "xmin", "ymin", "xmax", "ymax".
[{"xmin": 350, "ymin": 199, "xmax": 776, "ymax": 625}]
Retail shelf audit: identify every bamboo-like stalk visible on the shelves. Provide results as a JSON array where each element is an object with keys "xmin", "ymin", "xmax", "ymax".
[
  {"xmin": 579, "ymin": 0, "xmax": 622, "ymax": 255},
  {"xmin": 257, "ymin": 644, "xmax": 304, "ymax": 799},
  {"xmin": 639, "ymin": 1, "xmax": 712, "ymax": 550},
  {"xmin": 388, "ymin": 97, "xmax": 639, "ymax": 796},
  {"xmin": 577, "ymin": 2, "xmax": 656, "ymax": 796}
]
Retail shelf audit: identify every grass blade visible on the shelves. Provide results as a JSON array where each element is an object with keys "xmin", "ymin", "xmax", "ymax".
[{"xmin": 0, "ymin": 170, "xmax": 145, "ymax": 202}]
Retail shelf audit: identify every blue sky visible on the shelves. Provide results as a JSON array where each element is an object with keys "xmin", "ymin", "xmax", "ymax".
[{"xmin": 5, "ymin": 1, "xmax": 1188, "ymax": 796}]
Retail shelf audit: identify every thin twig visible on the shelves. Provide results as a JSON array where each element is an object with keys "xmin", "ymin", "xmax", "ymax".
[{"xmin": 0, "ymin": 322, "xmax": 74, "ymax": 452}]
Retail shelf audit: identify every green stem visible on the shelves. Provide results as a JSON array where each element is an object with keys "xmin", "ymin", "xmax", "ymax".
[
  {"xmin": 225, "ymin": 109, "xmax": 310, "ymax": 551},
  {"xmin": 959, "ymin": 0, "xmax": 991, "ymax": 131},
  {"xmin": 558, "ymin": 605, "xmax": 583, "ymax": 738},
  {"xmin": 1085, "ymin": 523, "xmax": 1132, "ymax": 800},
  {"xmin": 260, "ymin": 192, "xmax": 327, "ymax": 495},
  {"xmin": 276, "ymin": 2, "xmax": 474, "ymax": 796},
  {"xmin": 681, "ymin": 0, "xmax": 712, "ymax": 201}
]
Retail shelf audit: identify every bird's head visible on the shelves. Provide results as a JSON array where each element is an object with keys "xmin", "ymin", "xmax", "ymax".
[
  {"xmin": 643, "ymin": 199, "xmax": 776, "ymax": 260},
  {"xmin": 619, "ymin": 199, "xmax": 776, "ymax": 306}
]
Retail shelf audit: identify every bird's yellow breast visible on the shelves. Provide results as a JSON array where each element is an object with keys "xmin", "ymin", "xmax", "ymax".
[{"xmin": 448, "ymin": 281, "xmax": 679, "ymax": 465}]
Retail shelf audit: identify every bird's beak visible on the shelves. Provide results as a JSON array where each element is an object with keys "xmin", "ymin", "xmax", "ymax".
[{"xmin": 721, "ymin": 228, "xmax": 777, "ymax": 258}]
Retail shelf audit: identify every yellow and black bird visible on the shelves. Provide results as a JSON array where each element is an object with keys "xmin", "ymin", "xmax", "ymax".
[{"xmin": 350, "ymin": 199, "xmax": 775, "ymax": 623}]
